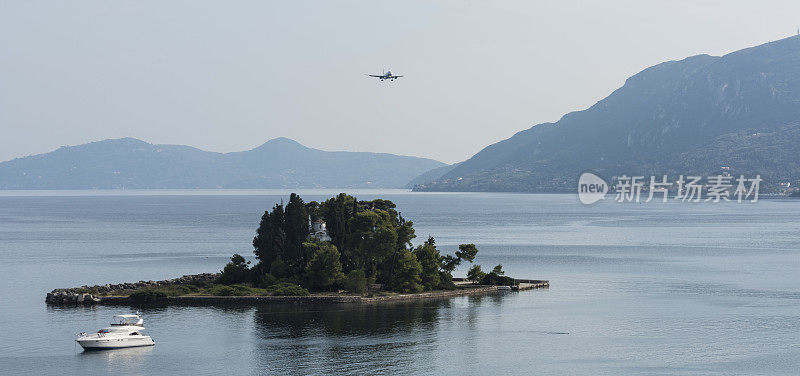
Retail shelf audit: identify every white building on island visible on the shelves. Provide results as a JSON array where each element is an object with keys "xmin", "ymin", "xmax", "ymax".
[{"xmin": 309, "ymin": 218, "xmax": 332, "ymax": 242}]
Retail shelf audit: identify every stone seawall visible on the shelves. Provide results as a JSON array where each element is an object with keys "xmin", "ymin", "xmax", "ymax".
[
  {"xmin": 45, "ymin": 273, "xmax": 220, "ymax": 305},
  {"xmin": 46, "ymin": 274, "xmax": 549, "ymax": 306},
  {"xmin": 97, "ymin": 285, "xmax": 506, "ymax": 306}
]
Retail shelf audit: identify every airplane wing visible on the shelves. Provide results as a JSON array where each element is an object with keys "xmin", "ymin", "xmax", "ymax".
[{"xmin": 393, "ymin": 75, "xmax": 403, "ymax": 78}]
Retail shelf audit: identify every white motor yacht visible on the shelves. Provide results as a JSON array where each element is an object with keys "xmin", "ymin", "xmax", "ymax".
[{"xmin": 76, "ymin": 314, "xmax": 155, "ymax": 350}]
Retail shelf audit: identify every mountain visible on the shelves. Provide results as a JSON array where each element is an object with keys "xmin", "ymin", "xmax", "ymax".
[
  {"xmin": 0, "ymin": 137, "xmax": 445, "ymax": 189},
  {"xmin": 404, "ymin": 162, "xmax": 461, "ymax": 188},
  {"xmin": 414, "ymin": 36, "xmax": 800, "ymax": 193}
]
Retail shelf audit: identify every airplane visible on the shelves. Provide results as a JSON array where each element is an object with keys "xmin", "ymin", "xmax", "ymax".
[{"xmin": 367, "ymin": 70, "xmax": 403, "ymax": 81}]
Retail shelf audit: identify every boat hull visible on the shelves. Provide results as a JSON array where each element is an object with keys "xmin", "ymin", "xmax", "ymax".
[{"xmin": 77, "ymin": 336, "xmax": 155, "ymax": 350}]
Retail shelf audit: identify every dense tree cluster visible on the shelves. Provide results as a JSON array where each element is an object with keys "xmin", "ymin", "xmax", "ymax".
[
  {"xmin": 466, "ymin": 263, "xmax": 516, "ymax": 286},
  {"xmin": 219, "ymin": 193, "xmax": 488, "ymax": 293}
]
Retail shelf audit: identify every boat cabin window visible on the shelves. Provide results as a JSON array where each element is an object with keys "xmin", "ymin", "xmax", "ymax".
[{"xmin": 130, "ymin": 332, "xmax": 139, "ymax": 336}]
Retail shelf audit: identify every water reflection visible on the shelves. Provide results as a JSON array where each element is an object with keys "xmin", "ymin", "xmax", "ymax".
[
  {"xmin": 255, "ymin": 301, "xmax": 442, "ymax": 336},
  {"xmin": 46, "ymin": 304, "xmax": 102, "ymax": 314},
  {"xmin": 77, "ymin": 345, "xmax": 154, "ymax": 373},
  {"xmin": 251, "ymin": 301, "xmax": 446, "ymax": 374}
]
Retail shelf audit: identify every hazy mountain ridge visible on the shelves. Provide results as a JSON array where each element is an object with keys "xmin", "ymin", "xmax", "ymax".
[
  {"xmin": 0, "ymin": 137, "xmax": 445, "ymax": 189},
  {"xmin": 404, "ymin": 162, "xmax": 461, "ymax": 189},
  {"xmin": 414, "ymin": 36, "xmax": 800, "ymax": 192}
]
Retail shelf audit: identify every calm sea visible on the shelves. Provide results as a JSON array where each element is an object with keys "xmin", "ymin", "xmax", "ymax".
[{"xmin": 0, "ymin": 190, "xmax": 798, "ymax": 375}]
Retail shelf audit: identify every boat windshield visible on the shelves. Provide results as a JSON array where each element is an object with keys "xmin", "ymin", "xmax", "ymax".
[
  {"xmin": 112, "ymin": 315, "xmax": 141, "ymax": 325},
  {"xmin": 97, "ymin": 327, "xmax": 131, "ymax": 333}
]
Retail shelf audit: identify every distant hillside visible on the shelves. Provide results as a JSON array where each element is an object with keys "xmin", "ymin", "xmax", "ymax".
[
  {"xmin": 404, "ymin": 163, "xmax": 460, "ymax": 188},
  {"xmin": 415, "ymin": 36, "xmax": 800, "ymax": 192},
  {"xmin": 0, "ymin": 137, "xmax": 445, "ymax": 189}
]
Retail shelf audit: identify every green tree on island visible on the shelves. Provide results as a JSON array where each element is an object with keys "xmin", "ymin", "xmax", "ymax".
[
  {"xmin": 492, "ymin": 264, "xmax": 504, "ymax": 275},
  {"xmin": 304, "ymin": 239, "xmax": 345, "ymax": 291},
  {"xmin": 344, "ymin": 269, "xmax": 367, "ymax": 293},
  {"xmin": 413, "ymin": 237, "xmax": 441, "ymax": 291},
  {"xmin": 478, "ymin": 264, "xmax": 516, "ymax": 286},
  {"xmin": 218, "ymin": 254, "xmax": 250, "ymax": 285},
  {"xmin": 391, "ymin": 249, "xmax": 423, "ymax": 293},
  {"xmin": 466, "ymin": 264, "xmax": 485, "ymax": 284},
  {"xmin": 221, "ymin": 193, "xmax": 496, "ymax": 294}
]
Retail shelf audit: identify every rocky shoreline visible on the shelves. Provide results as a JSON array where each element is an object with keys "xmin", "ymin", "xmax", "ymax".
[
  {"xmin": 45, "ymin": 273, "xmax": 549, "ymax": 306},
  {"xmin": 45, "ymin": 273, "xmax": 220, "ymax": 305},
  {"xmin": 96, "ymin": 285, "xmax": 502, "ymax": 305}
]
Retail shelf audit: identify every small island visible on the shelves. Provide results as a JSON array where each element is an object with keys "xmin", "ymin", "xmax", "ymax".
[{"xmin": 46, "ymin": 193, "xmax": 547, "ymax": 306}]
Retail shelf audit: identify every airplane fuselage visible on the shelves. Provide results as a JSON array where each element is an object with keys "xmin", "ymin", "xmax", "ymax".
[{"xmin": 369, "ymin": 70, "xmax": 402, "ymax": 81}]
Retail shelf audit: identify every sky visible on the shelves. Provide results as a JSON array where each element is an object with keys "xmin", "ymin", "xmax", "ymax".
[{"xmin": 2, "ymin": 0, "xmax": 800, "ymax": 164}]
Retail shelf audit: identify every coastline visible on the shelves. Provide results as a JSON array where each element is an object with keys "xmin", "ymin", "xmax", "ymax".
[
  {"xmin": 45, "ymin": 273, "xmax": 549, "ymax": 306},
  {"xmin": 97, "ymin": 285, "xmax": 544, "ymax": 306}
]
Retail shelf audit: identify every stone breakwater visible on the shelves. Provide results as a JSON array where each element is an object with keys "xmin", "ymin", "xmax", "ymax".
[
  {"xmin": 99, "ymin": 285, "xmax": 504, "ymax": 305},
  {"xmin": 45, "ymin": 274, "xmax": 549, "ymax": 306},
  {"xmin": 92, "ymin": 281, "xmax": 549, "ymax": 306},
  {"xmin": 45, "ymin": 273, "xmax": 220, "ymax": 305}
]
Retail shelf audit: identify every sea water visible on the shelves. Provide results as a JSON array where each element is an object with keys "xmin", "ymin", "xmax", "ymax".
[{"xmin": 0, "ymin": 191, "xmax": 798, "ymax": 375}]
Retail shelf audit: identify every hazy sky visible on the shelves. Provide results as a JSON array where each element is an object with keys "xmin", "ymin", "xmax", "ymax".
[{"xmin": 2, "ymin": 1, "xmax": 800, "ymax": 164}]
